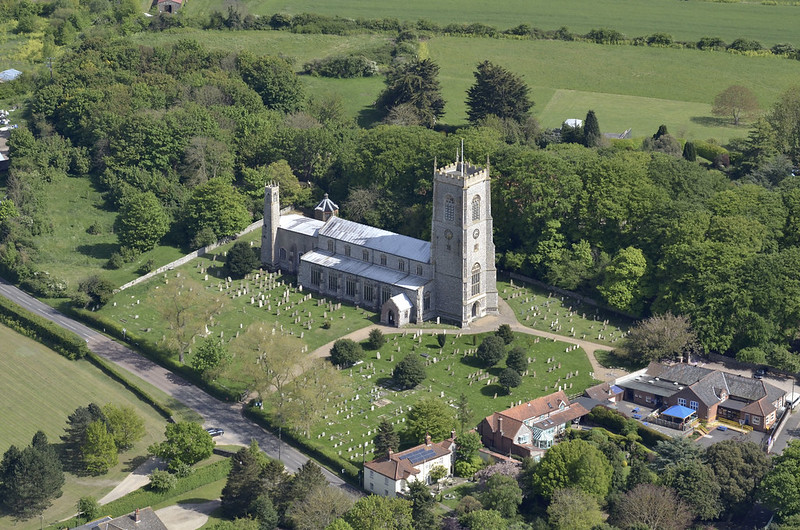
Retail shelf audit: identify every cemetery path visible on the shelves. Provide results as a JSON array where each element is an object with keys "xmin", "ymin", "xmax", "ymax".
[
  {"xmin": 308, "ymin": 297, "xmax": 628, "ymax": 383},
  {"xmin": 0, "ymin": 277, "xmax": 359, "ymax": 493}
]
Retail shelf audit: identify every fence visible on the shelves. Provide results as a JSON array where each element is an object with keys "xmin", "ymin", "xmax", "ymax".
[{"xmin": 115, "ymin": 219, "xmax": 265, "ymax": 293}]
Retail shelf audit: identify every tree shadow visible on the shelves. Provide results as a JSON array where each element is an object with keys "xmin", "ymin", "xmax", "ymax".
[
  {"xmin": 479, "ymin": 383, "xmax": 506, "ymax": 397},
  {"xmin": 356, "ymin": 107, "xmax": 383, "ymax": 128},
  {"xmin": 689, "ymin": 116, "xmax": 736, "ymax": 128},
  {"xmin": 123, "ymin": 454, "xmax": 148, "ymax": 473},
  {"xmin": 76, "ymin": 242, "xmax": 118, "ymax": 260},
  {"xmin": 459, "ymin": 355, "xmax": 484, "ymax": 369}
]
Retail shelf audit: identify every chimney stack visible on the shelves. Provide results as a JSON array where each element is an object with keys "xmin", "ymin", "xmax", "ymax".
[
  {"xmin": 425, "ymin": 433, "xmax": 431, "ymax": 446},
  {"xmin": 450, "ymin": 430, "xmax": 456, "ymax": 440},
  {"xmin": 388, "ymin": 448, "xmax": 393, "ymax": 459}
]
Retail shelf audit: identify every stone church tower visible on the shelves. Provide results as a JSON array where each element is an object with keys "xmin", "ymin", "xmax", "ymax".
[
  {"xmin": 431, "ymin": 148, "xmax": 498, "ymax": 326},
  {"xmin": 261, "ymin": 183, "xmax": 280, "ymax": 269}
]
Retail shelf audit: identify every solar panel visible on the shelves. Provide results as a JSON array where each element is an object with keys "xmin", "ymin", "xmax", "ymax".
[{"xmin": 407, "ymin": 449, "xmax": 437, "ymax": 465}]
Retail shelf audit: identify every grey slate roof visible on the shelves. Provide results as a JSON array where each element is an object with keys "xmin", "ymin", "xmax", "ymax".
[
  {"xmin": 279, "ymin": 214, "xmax": 324, "ymax": 237},
  {"xmin": 301, "ymin": 250, "xmax": 430, "ymax": 290},
  {"xmin": 318, "ymin": 216, "xmax": 431, "ymax": 263}
]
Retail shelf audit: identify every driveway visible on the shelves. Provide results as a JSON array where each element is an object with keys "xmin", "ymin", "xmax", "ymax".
[{"xmin": 155, "ymin": 500, "xmax": 220, "ymax": 530}]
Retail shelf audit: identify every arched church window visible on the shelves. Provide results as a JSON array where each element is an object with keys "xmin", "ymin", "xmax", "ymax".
[
  {"xmin": 471, "ymin": 263, "xmax": 481, "ymax": 296},
  {"xmin": 445, "ymin": 196, "xmax": 455, "ymax": 222},
  {"xmin": 472, "ymin": 196, "xmax": 481, "ymax": 221},
  {"xmin": 279, "ymin": 248, "xmax": 287, "ymax": 260}
]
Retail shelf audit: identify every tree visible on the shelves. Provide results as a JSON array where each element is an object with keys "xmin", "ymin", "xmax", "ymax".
[
  {"xmin": 149, "ymin": 469, "xmax": 177, "ymax": 492},
  {"xmin": 476, "ymin": 335, "xmax": 506, "ymax": 367},
  {"xmin": 664, "ymin": 460, "xmax": 723, "ymax": 521},
  {"xmin": 429, "ymin": 465, "xmax": 448, "ymax": 491},
  {"xmin": 221, "ymin": 442, "xmax": 275, "ymax": 518},
  {"xmin": 407, "ymin": 481, "xmax": 437, "ymax": 530},
  {"xmin": 82, "ymin": 420, "xmax": 118, "ymax": 475},
  {"xmin": 377, "ymin": 59, "xmax": 445, "ymax": 128},
  {"xmin": 466, "ymin": 61, "xmax": 533, "ymax": 124},
  {"xmin": 505, "ymin": 346, "xmax": 527, "ymax": 374},
  {"xmin": 583, "ymin": 110, "xmax": 602, "ymax": 148},
  {"xmin": 149, "ymin": 422, "xmax": 214, "ymax": 471},
  {"xmin": 598, "ymin": 246, "xmax": 647, "ymax": 311},
  {"xmin": 683, "ymin": 141, "xmax": 697, "ymax": 162},
  {"xmin": 496, "ymin": 324, "xmax": 514, "ymax": 344},
  {"xmin": 77, "ymin": 275, "xmax": 115, "ymax": 308},
  {"xmin": 114, "ymin": 191, "xmax": 169, "ymax": 252},
  {"xmin": 623, "ymin": 313, "xmax": 697, "ymax": 364},
  {"xmin": 61, "ymin": 403, "xmax": 107, "ymax": 471},
  {"xmin": 343, "ymin": 495, "xmax": 413, "ymax": 530},
  {"xmin": 191, "ymin": 337, "xmax": 232, "ymax": 382},
  {"xmin": 455, "ymin": 431, "xmax": 483, "ymax": 462},
  {"xmin": 459, "ymin": 509, "xmax": 507, "ymax": 530},
  {"xmin": 238, "ymin": 53, "xmax": 305, "ymax": 113},
  {"xmin": 330, "ymin": 339, "xmax": 364, "ymax": 367},
  {"xmin": 704, "ymin": 440, "xmax": 770, "ymax": 516},
  {"xmin": 437, "ymin": 333, "xmax": 447, "ymax": 348},
  {"xmin": 226, "ymin": 240, "xmax": 259, "ymax": 279},
  {"xmin": 481, "ymin": 473, "xmax": 522, "ymax": 518},
  {"xmin": 760, "ymin": 440, "xmax": 800, "ymax": 518},
  {"xmin": 183, "ymin": 178, "xmax": 250, "ymax": 242},
  {"xmin": 713, "ymin": 85, "xmax": 760, "ymax": 126},
  {"xmin": 498, "ymin": 368, "xmax": 522, "ymax": 394},
  {"xmin": 530, "ymin": 439, "xmax": 613, "ymax": 500},
  {"xmin": 547, "ymin": 488, "xmax": 604, "ymax": 530},
  {"xmin": 455, "ymin": 393, "xmax": 474, "ymax": 434},
  {"xmin": 374, "ymin": 419, "xmax": 400, "ymax": 457},
  {"xmin": 77, "ymin": 496, "xmax": 100, "ymax": 522},
  {"xmin": 393, "ymin": 354, "xmax": 426, "ymax": 390},
  {"xmin": 250, "ymin": 494, "xmax": 279, "ymax": 530},
  {"xmin": 652, "ymin": 437, "xmax": 701, "ymax": 472},
  {"xmin": 406, "ymin": 397, "xmax": 456, "ymax": 443},
  {"xmin": 367, "ymin": 328, "xmax": 386, "ymax": 350},
  {"xmin": 101, "ymin": 403, "xmax": 145, "ymax": 451},
  {"xmin": 613, "ymin": 484, "xmax": 693, "ymax": 530},
  {"xmin": 0, "ymin": 432, "xmax": 64, "ymax": 519},
  {"xmin": 286, "ymin": 484, "xmax": 354, "ymax": 530},
  {"xmin": 653, "ymin": 124, "xmax": 669, "ymax": 139}
]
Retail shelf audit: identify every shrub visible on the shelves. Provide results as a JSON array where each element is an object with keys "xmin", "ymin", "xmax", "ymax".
[
  {"xmin": 728, "ymin": 38, "xmax": 762, "ymax": 52},
  {"xmin": 496, "ymin": 324, "xmax": 514, "ymax": 345},
  {"xmin": 191, "ymin": 227, "xmax": 217, "ymax": 249},
  {"xmin": 106, "ymin": 252, "xmax": 124, "ymax": 270},
  {"xmin": 697, "ymin": 36, "xmax": 726, "ymax": 50},
  {"xmin": 476, "ymin": 335, "xmax": 506, "ymax": 367},
  {"xmin": 329, "ymin": 339, "xmax": 363, "ymax": 367},
  {"xmin": 367, "ymin": 328, "xmax": 386, "ymax": 350},
  {"xmin": 393, "ymin": 354, "xmax": 426, "ymax": 389},
  {"xmin": 586, "ymin": 28, "xmax": 625, "ymax": 44},
  {"xmin": 149, "ymin": 469, "xmax": 177, "ymax": 492},
  {"xmin": 303, "ymin": 55, "xmax": 378, "ymax": 78},
  {"xmin": 647, "ymin": 33, "xmax": 672, "ymax": 46},
  {"xmin": 437, "ymin": 333, "xmax": 447, "ymax": 348},
  {"xmin": 78, "ymin": 275, "xmax": 115, "ymax": 308},
  {"xmin": 694, "ymin": 140, "xmax": 729, "ymax": 162}
]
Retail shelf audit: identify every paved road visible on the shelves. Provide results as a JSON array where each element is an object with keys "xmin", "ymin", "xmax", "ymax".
[{"xmin": 0, "ymin": 278, "xmax": 349, "ymax": 489}]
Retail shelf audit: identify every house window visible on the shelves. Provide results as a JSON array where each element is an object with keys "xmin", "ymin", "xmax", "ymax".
[
  {"xmin": 678, "ymin": 398, "xmax": 686, "ymax": 407},
  {"xmin": 645, "ymin": 396, "xmax": 652, "ymax": 404},
  {"xmin": 752, "ymin": 416, "xmax": 761, "ymax": 425},
  {"xmin": 689, "ymin": 400, "xmax": 698, "ymax": 410},
  {"xmin": 399, "ymin": 260, "xmax": 405, "ymax": 272},
  {"xmin": 364, "ymin": 284, "xmax": 374, "ymax": 302},
  {"xmin": 311, "ymin": 268, "xmax": 322, "ymax": 287},
  {"xmin": 346, "ymin": 277, "xmax": 357, "ymax": 297},
  {"xmin": 416, "ymin": 265, "xmax": 423, "ymax": 276},
  {"xmin": 344, "ymin": 245, "xmax": 351, "ymax": 257},
  {"xmin": 279, "ymin": 248, "xmax": 286, "ymax": 260},
  {"xmin": 445, "ymin": 196, "xmax": 455, "ymax": 222},
  {"xmin": 328, "ymin": 274, "xmax": 339, "ymax": 291},
  {"xmin": 363, "ymin": 250, "xmax": 369, "ymax": 261},
  {"xmin": 424, "ymin": 293, "xmax": 431, "ymax": 310},
  {"xmin": 327, "ymin": 240, "xmax": 334, "ymax": 252},
  {"xmin": 471, "ymin": 263, "xmax": 481, "ymax": 296},
  {"xmin": 381, "ymin": 287, "xmax": 391, "ymax": 305},
  {"xmin": 384, "ymin": 477, "xmax": 389, "ymax": 486},
  {"xmin": 472, "ymin": 195, "xmax": 481, "ymax": 221},
  {"xmin": 380, "ymin": 254, "xmax": 387, "ymax": 266}
]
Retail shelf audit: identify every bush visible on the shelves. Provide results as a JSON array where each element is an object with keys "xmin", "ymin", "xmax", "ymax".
[
  {"xmin": 106, "ymin": 252, "xmax": 124, "ymax": 270},
  {"xmin": 496, "ymin": 324, "xmax": 514, "ymax": 345},
  {"xmin": 647, "ymin": 33, "xmax": 673, "ymax": 46},
  {"xmin": 138, "ymin": 259, "xmax": 155, "ymax": 275},
  {"xmin": 149, "ymin": 469, "xmax": 177, "ymax": 492},
  {"xmin": 393, "ymin": 354, "xmax": 426, "ymax": 389},
  {"xmin": 693, "ymin": 140, "xmax": 729, "ymax": 163},
  {"xmin": 455, "ymin": 459, "xmax": 481, "ymax": 478},
  {"xmin": 0, "ymin": 295, "xmax": 89, "ymax": 359},
  {"xmin": 586, "ymin": 28, "xmax": 625, "ymax": 44},
  {"xmin": 367, "ymin": 328, "xmax": 386, "ymax": 350},
  {"xmin": 303, "ymin": 55, "xmax": 378, "ymax": 78},
  {"xmin": 728, "ymin": 38, "xmax": 762, "ymax": 52},
  {"xmin": 77, "ymin": 496, "xmax": 100, "ymax": 521},
  {"xmin": 226, "ymin": 241, "xmax": 259, "ymax": 279},
  {"xmin": 330, "ymin": 339, "xmax": 363, "ymax": 367},
  {"xmin": 78, "ymin": 275, "xmax": 115, "ymax": 307},
  {"xmin": 476, "ymin": 335, "xmax": 506, "ymax": 367},
  {"xmin": 191, "ymin": 227, "xmax": 217, "ymax": 249}
]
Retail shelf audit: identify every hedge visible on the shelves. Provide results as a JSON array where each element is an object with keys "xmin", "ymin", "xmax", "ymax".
[
  {"xmin": 243, "ymin": 405, "xmax": 361, "ymax": 486},
  {"xmin": 0, "ymin": 294, "xmax": 90, "ymax": 359},
  {"xmin": 694, "ymin": 140, "xmax": 729, "ymax": 163},
  {"xmin": 586, "ymin": 405, "xmax": 670, "ymax": 448}
]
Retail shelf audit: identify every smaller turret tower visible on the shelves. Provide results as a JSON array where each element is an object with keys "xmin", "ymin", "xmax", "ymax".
[{"xmin": 261, "ymin": 183, "xmax": 280, "ymax": 269}]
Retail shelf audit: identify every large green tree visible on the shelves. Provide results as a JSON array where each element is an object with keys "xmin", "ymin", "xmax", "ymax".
[
  {"xmin": 329, "ymin": 339, "xmax": 364, "ymax": 368},
  {"xmin": 221, "ymin": 442, "xmax": 276, "ymax": 518},
  {"xmin": 373, "ymin": 419, "xmax": 399, "ymax": 457},
  {"xmin": 622, "ymin": 312, "xmax": 697, "ymax": 363},
  {"xmin": 712, "ymin": 85, "xmax": 760, "ymax": 126},
  {"xmin": 149, "ymin": 422, "xmax": 214, "ymax": 471},
  {"xmin": 377, "ymin": 59, "xmax": 445, "ymax": 128},
  {"xmin": 583, "ymin": 110, "xmax": 602, "ymax": 148},
  {"xmin": 392, "ymin": 354, "xmax": 426, "ymax": 390},
  {"xmin": 101, "ymin": 403, "xmax": 145, "ymax": 452},
  {"xmin": 0, "ymin": 432, "xmax": 64, "ymax": 519},
  {"xmin": 406, "ymin": 397, "xmax": 456, "ymax": 443},
  {"xmin": 599, "ymin": 246, "xmax": 647, "ymax": 311},
  {"xmin": 480, "ymin": 474, "xmax": 522, "ymax": 518},
  {"xmin": 61, "ymin": 403, "xmax": 107, "ymax": 472},
  {"xmin": 704, "ymin": 440, "xmax": 770, "ymax": 516},
  {"xmin": 664, "ymin": 460, "xmax": 723, "ymax": 521},
  {"xmin": 759, "ymin": 440, "xmax": 800, "ymax": 518},
  {"xmin": 613, "ymin": 484, "xmax": 693, "ymax": 530},
  {"xmin": 238, "ymin": 53, "xmax": 305, "ymax": 113},
  {"xmin": 183, "ymin": 178, "xmax": 250, "ymax": 242},
  {"xmin": 82, "ymin": 420, "xmax": 118, "ymax": 475},
  {"xmin": 226, "ymin": 240, "xmax": 260, "ymax": 279},
  {"xmin": 407, "ymin": 481, "xmax": 437, "ymax": 530},
  {"xmin": 466, "ymin": 61, "xmax": 532, "ymax": 124},
  {"xmin": 114, "ymin": 191, "xmax": 169, "ymax": 252},
  {"xmin": 547, "ymin": 488, "xmax": 605, "ymax": 530},
  {"xmin": 476, "ymin": 335, "xmax": 506, "ymax": 367},
  {"xmin": 530, "ymin": 439, "xmax": 613, "ymax": 500},
  {"xmin": 343, "ymin": 495, "xmax": 413, "ymax": 530}
]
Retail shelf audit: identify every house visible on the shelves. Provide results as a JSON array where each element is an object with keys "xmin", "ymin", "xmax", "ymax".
[
  {"xmin": 584, "ymin": 382, "xmax": 624, "ymax": 405},
  {"xmin": 262, "ymin": 151, "xmax": 499, "ymax": 327},
  {"xmin": 364, "ymin": 433, "xmax": 455, "ymax": 497},
  {"xmin": 156, "ymin": 0, "xmax": 182, "ymax": 13},
  {"xmin": 616, "ymin": 363, "xmax": 786, "ymax": 432},
  {"xmin": 74, "ymin": 507, "xmax": 167, "ymax": 530},
  {"xmin": 477, "ymin": 390, "xmax": 589, "ymax": 460}
]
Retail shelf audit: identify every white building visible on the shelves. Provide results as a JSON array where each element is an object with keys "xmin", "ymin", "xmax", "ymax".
[{"xmin": 363, "ymin": 434, "xmax": 455, "ymax": 497}]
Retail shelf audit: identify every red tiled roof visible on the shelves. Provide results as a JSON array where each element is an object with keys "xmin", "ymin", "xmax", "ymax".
[
  {"xmin": 365, "ymin": 438, "xmax": 453, "ymax": 480},
  {"xmin": 496, "ymin": 390, "xmax": 575, "ymax": 423}
]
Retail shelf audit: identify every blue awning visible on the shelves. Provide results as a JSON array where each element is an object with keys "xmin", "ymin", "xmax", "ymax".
[
  {"xmin": 610, "ymin": 385, "xmax": 624, "ymax": 394},
  {"xmin": 662, "ymin": 405, "xmax": 696, "ymax": 420}
]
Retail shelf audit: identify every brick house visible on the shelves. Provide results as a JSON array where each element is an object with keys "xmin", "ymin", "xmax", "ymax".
[
  {"xmin": 363, "ymin": 433, "xmax": 455, "ymax": 497},
  {"xmin": 584, "ymin": 382, "xmax": 624, "ymax": 405},
  {"xmin": 477, "ymin": 390, "xmax": 589, "ymax": 460},
  {"xmin": 617, "ymin": 363, "xmax": 786, "ymax": 432}
]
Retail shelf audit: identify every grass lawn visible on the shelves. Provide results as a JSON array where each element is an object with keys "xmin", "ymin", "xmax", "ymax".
[
  {"xmin": 440, "ymin": 481, "xmax": 478, "ymax": 510},
  {"xmin": 187, "ymin": 0, "xmax": 800, "ymax": 47},
  {"xmin": 296, "ymin": 330, "xmax": 597, "ymax": 465},
  {"xmin": 498, "ymin": 278, "xmax": 632, "ymax": 347},
  {"xmin": 0, "ymin": 324, "xmax": 170, "ymax": 530}
]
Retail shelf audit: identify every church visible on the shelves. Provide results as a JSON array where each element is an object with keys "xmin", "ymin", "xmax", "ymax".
[{"xmin": 261, "ymin": 152, "xmax": 498, "ymax": 327}]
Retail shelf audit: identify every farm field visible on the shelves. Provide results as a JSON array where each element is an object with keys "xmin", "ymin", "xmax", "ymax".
[
  {"xmin": 301, "ymin": 330, "xmax": 597, "ymax": 464},
  {"xmin": 0, "ymin": 324, "xmax": 170, "ymax": 530},
  {"xmin": 498, "ymin": 278, "xmax": 631, "ymax": 347},
  {"xmin": 186, "ymin": 0, "xmax": 800, "ymax": 47}
]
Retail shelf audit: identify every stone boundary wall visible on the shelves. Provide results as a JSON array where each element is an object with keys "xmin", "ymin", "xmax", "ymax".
[{"xmin": 115, "ymin": 218, "xmax": 266, "ymax": 293}]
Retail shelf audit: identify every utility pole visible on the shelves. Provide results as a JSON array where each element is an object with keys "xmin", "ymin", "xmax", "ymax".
[{"xmin": 47, "ymin": 57, "xmax": 53, "ymax": 81}]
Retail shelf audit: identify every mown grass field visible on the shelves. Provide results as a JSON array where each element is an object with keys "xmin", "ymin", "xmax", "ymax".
[
  {"xmin": 0, "ymin": 324, "xmax": 170, "ymax": 530},
  {"xmin": 186, "ymin": 0, "xmax": 800, "ymax": 47},
  {"xmin": 298, "ymin": 330, "xmax": 597, "ymax": 463}
]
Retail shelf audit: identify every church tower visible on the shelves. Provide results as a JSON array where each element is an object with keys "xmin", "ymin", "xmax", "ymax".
[
  {"xmin": 261, "ymin": 183, "xmax": 280, "ymax": 269},
  {"xmin": 431, "ymin": 146, "xmax": 498, "ymax": 326}
]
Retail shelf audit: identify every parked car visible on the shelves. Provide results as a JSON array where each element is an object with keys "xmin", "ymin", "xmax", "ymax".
[
  {"xmin": 753, "ymin": 368, "xmax": 766, "ymax": 380},
  {"xmin": 205, "ymin": 427, "xmax": 224, "ymax": 437}
]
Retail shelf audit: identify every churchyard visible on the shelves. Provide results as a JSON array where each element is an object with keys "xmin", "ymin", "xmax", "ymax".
[
  {"xmin": 498, "ymin": 278, "xmax": 631, "ymax": 347},
  {"xmin": 302, "ymin": 330, "xmax": 597, "ymax": 464}
]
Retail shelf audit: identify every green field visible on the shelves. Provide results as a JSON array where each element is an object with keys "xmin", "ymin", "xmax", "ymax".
[
  {"xmin": 302, "ymin": 331, "xmax": 597, "ymax": 464},
  {"xmin": 0, "ymin": 324, "xmax": 170, "ymax": 530},
  {"xmin": 499, "ymin": 278, "xmax": 631, "ymax": 347},
  {"xmin": 186, "ymin": 0, "xmax": 800, "ymax": 47}
]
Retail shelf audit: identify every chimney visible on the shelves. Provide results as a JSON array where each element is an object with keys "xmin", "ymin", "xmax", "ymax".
[
  {"xmin": 425, "ymin": 433, "xmax": 431, "ymax": 446},
  {"xmin": 450, "ymin": 430, "xmax": 456, "ymax": 441},
  {"xmin": 135, "ymin": 508, "xmax": 140, "ymax": 523},
  {"xmin": 388, "ymin": 448, "xmax": 393, "ymax": 459},
  {"xmin": 497, "ymin": 416, "xmax": 503, "ymax": 436}
]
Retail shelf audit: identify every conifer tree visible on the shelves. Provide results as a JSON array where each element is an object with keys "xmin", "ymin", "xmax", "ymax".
[
  {"xmin": 378, "ymin": 58, "xmax": 445, "ymax": 128},
  {"xmin": 61, "ymin": 403, "xmax": 107, "ymax": 472},
  {"xmin": 583, "ymin": 110, "xmax": 602, "ymax": 147},
  {"xmin": 0, "ymin": 432, "xmax": 65, "ymax": 519},
  {"xmin": 682, "ymin": 141, "xmax": 697, "ymax": 161},
  {"xmin": 373, "ymin": 418, "xmax": 400, "ymax": 457},
  {"xmin": 466, "ymin": 61, "xmax": 533, "ymax": 124}
]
